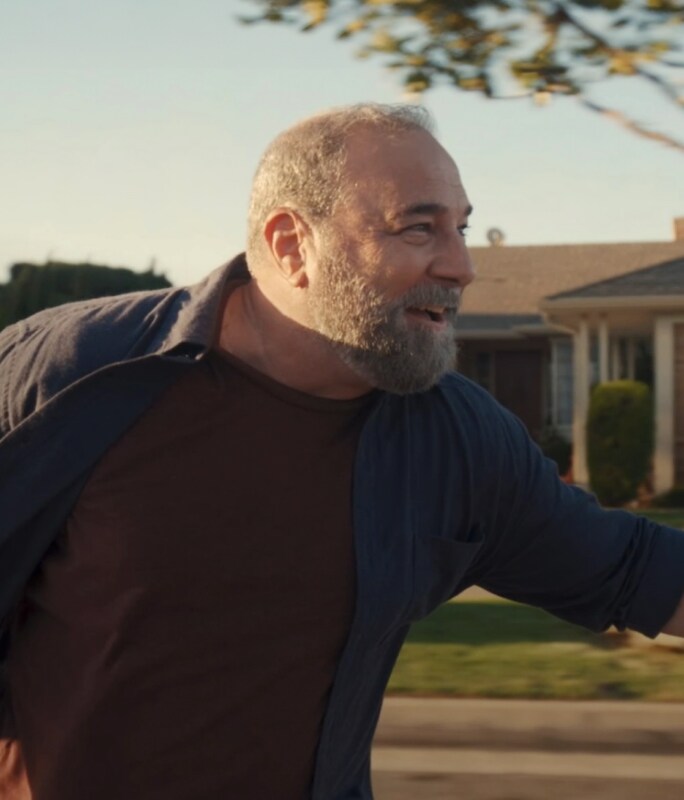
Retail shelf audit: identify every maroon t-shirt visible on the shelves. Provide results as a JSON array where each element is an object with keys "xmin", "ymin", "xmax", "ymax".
[{"xmin": 3, "ymin": 349, "xmax": 373, "ymax": 799}]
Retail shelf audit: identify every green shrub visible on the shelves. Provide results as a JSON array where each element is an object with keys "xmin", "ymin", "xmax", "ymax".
[
  {"xmin": 0, "ymin": 261, "xmax": 172, "ymax": 330},
  {"xmin": 587, "ymin": 380, "xmax": 653, "ymax": 507}
]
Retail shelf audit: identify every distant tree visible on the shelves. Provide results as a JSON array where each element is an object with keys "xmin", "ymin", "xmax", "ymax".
[
  {"xmin": 0, "ymin": 261, "xmax": 172, "ymax": 330},
  {"xmin": 242, "ymin": 0, "xmax": 684, "ymax": 151}
]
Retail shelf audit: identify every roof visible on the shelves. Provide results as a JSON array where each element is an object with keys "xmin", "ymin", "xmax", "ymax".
[
  {"xmin": 462, "ymin": 241, "xmax": 684, "ymax": 315},
  {"xmin": 546, "ymin": 256, "xmax": 684, "ymax": 301},
  {"xmin": 457, "ymin": 313, "xmax": 542, "ymax": 331},
  {"xmin": 456, "ymin": 312, "xmax": 553, "ymax": 339}
]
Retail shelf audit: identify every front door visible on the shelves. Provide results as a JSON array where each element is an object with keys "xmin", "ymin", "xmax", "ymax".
[{"xmin": 494, "ymin": 350, "xmax": 544, "ymax": 441}]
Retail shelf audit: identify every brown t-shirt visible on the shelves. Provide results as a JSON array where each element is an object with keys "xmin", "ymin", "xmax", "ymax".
[{"xmin": 3, "ymin": 349, "xmax": 372, "ymax": 800}]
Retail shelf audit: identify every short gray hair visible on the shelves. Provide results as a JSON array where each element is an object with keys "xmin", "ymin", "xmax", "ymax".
[{"xmin": 246, "ymin": 103, "xmax": 435, "ymax": 264}]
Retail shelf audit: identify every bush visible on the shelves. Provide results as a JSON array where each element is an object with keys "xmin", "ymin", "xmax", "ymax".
[
  {"xmin": 0, "ymin": 261, "xmax": 172, "ymax": 330},
  {"xmin": 587, "ymin": 380, "xmax": 653, "ymax": 507}
]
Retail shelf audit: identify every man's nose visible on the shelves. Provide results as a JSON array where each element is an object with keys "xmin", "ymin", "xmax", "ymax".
[{"xmin": 429, "ymin": 233, "xmax": 475, "ymax": 288}]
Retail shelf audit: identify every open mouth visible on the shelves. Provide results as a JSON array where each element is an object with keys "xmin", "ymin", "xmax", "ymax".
[{"xmin": 406, "ymin": 306, "xmax": 447, "ymax": 325}]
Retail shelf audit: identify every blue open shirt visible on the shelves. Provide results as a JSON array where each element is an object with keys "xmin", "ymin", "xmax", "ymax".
[{"xmin": 2, "ymin": 255, "xmax": 684, "ymax": 798}]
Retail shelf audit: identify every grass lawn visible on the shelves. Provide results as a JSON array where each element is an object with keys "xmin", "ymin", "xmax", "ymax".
[
  {"xmin": 635, "ymin": 509, "xmax": 684, "ymax": 529},
  {"xmin": 388, "ymin": 600, "xmax": 684, "ymax": 701}
]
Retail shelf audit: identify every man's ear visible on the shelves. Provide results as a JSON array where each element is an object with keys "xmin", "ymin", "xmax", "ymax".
[{"xmin": 263, "ymin": 208, "xmax": 312, "ymax": 289}]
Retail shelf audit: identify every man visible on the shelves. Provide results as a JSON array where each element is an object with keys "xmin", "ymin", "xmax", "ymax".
[{"xmin": 1, "ymin": 103, "xmax": 684, "ymax": 799}]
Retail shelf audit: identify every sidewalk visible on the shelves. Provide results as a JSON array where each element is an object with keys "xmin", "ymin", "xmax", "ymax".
[
  {"xmin": 375, "ymin": 696, "xmax": 684, "ymax": 753},
  {"xmin": 371, "ymin": 697, "xmax": 684, "ymax": 799}
]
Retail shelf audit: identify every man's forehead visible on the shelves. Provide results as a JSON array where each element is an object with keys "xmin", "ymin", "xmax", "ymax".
[
  {"xmin": 344, "ymin": 127, "xmax": 463, "ymax": 190},
  {"xmin": 345, "ymin": 125, "xmax": 453, "ymax": 164},
  {"xmin": 342, "ymin": 136, "xmax": 470, "ymax": 222}
]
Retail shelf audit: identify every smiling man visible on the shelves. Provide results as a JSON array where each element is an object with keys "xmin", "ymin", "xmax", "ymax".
[
  {"xmin": 223, "ymin": 108, "xmax": 473, "ymax": 398},
  {"xmin": 2, "ymin": 104, "xmax": 684, "ymax": 800}
]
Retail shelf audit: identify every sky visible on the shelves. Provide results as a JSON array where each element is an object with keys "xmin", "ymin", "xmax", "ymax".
[{"xmin": 1, "ymin": 0, "xmax": 683, "ymax": 287}]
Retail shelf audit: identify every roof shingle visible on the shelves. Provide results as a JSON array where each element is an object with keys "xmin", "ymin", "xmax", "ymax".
[
  {"xmin": 462, "ymin": 241, "xmax": 684, "ymax": 314},
  {"xmin": 547, "ymin": 256, "xmax": 684, "ymax": 300}
]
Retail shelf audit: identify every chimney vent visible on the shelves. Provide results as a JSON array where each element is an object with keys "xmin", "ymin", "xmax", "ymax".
[
  {"xmin": 487, "ymin": 228, "xmax": 505, "ymax": 247},
  {"xmin": 674, "ymin": 217, "xmax": 684, "ymax": 241}
]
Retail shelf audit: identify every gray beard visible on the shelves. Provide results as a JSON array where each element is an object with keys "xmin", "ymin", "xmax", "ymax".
[{"xmin": 308, "ymin": 253, "xmax": 460, "ymax": 395}]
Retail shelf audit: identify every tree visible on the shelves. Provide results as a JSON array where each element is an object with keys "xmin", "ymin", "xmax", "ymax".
[
  {"xmin": 241, "ymin": 0, "xmax": 684, "ymax": 151},
  {"xmin": 0, "ymin": 261, "xmax": 172, "ymax": 330}
]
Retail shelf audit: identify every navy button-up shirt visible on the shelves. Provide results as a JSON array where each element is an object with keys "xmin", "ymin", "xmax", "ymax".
[{"xmin": 2, "ymin": 255, "xmax": 684, "ymax": 798}]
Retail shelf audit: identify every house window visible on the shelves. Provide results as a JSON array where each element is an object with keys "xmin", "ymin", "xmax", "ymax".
[
  {"xmin": 616, "ymin": 337, "xmax": 630, "ymax": 380},
  {"xmin": 589, "ymin": 335, "xmax": 600, "ymax": 389},
  {"xmin": 634, "ymin": 338, "xmax": 653, "ymax": 386},
  {"xmin": 550, "ymin": 338, "xmax": 573, "ymax": 437},
  {"xmin": 615, "ymin": 336, "xmax": 653, "ymax": 386}
]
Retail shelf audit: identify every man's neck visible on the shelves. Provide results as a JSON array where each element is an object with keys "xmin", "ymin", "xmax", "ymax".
[{"xmin": 217, "ymin": 282, "xmax": 374, "ymax": 401}]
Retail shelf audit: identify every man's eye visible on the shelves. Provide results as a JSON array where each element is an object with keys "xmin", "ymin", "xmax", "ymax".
[
  {"xmin": 458, "ymin": 224, "xmax": 470, "ymax": 238},
  {"xmin": 400, "ymin": 223, "xmax": 432, "ymax": 238}
]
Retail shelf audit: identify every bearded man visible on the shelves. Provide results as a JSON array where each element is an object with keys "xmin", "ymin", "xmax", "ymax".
[{"xmin": 2, "ymin": 103, "xmax": 684, "ymax": 800}]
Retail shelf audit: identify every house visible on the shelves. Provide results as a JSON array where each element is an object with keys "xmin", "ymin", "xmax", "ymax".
[{"xmin": 458, "ymin": 219, "xmax": 684, "ymax": 492}]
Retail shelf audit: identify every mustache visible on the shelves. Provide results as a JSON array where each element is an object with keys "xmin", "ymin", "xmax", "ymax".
[{"xmin": 397, "ymin": 284, "xmax": 461, "ymax": 313}]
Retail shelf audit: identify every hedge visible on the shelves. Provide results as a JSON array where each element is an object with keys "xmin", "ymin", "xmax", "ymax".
[{"xmin": 586, "ymin": 380, "xmax": 653, "ymax": 507}]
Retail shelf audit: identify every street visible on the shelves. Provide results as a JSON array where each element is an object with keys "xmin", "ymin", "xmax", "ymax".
[{"xmin": 371, "ymin": 697, "xmax": 684, "ymax": 799}]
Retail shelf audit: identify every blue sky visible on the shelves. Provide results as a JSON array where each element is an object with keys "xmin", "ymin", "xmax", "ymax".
[{"xmin": 2, "ymin": 0, "xmax": 683, "ymax": 287}]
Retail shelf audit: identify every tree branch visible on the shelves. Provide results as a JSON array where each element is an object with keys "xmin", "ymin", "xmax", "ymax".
[
  {"xmin": 580, "ymin": 97, "xmax": 684, "ymax": 152},
  {"xmin": 633, "ymin": 64, "xmax": 684, "ymax": 107},
  {"xmin": 551, "ymin": 0, "xmax": 683, "ymax": 99}
]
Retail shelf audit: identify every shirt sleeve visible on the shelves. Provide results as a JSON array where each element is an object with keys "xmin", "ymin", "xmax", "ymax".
[{"xmin": 472, "ymin": 403, "xmax": 684, "ymax": 638}]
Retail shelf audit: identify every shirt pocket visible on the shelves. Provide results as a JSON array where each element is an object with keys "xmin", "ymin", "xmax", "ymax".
[{"xmin": 408, "ymin": 530, "xmax": 484, "ymax": 622}]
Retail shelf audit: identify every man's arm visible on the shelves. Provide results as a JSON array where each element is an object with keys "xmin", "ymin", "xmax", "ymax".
[{"xmin": 466, "ymin": 396, "xmax": 684, "ymax": 638}]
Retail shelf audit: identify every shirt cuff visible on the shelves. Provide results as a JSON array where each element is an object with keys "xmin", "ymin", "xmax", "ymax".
[{"xmin": 627, "ymin": 525, "xmax": 684, "ymax": 638}]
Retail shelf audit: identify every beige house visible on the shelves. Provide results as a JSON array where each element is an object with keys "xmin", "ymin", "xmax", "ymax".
[{"xmin": 459, "ymin": 220, "xmax": 684, "ymax": 492}]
